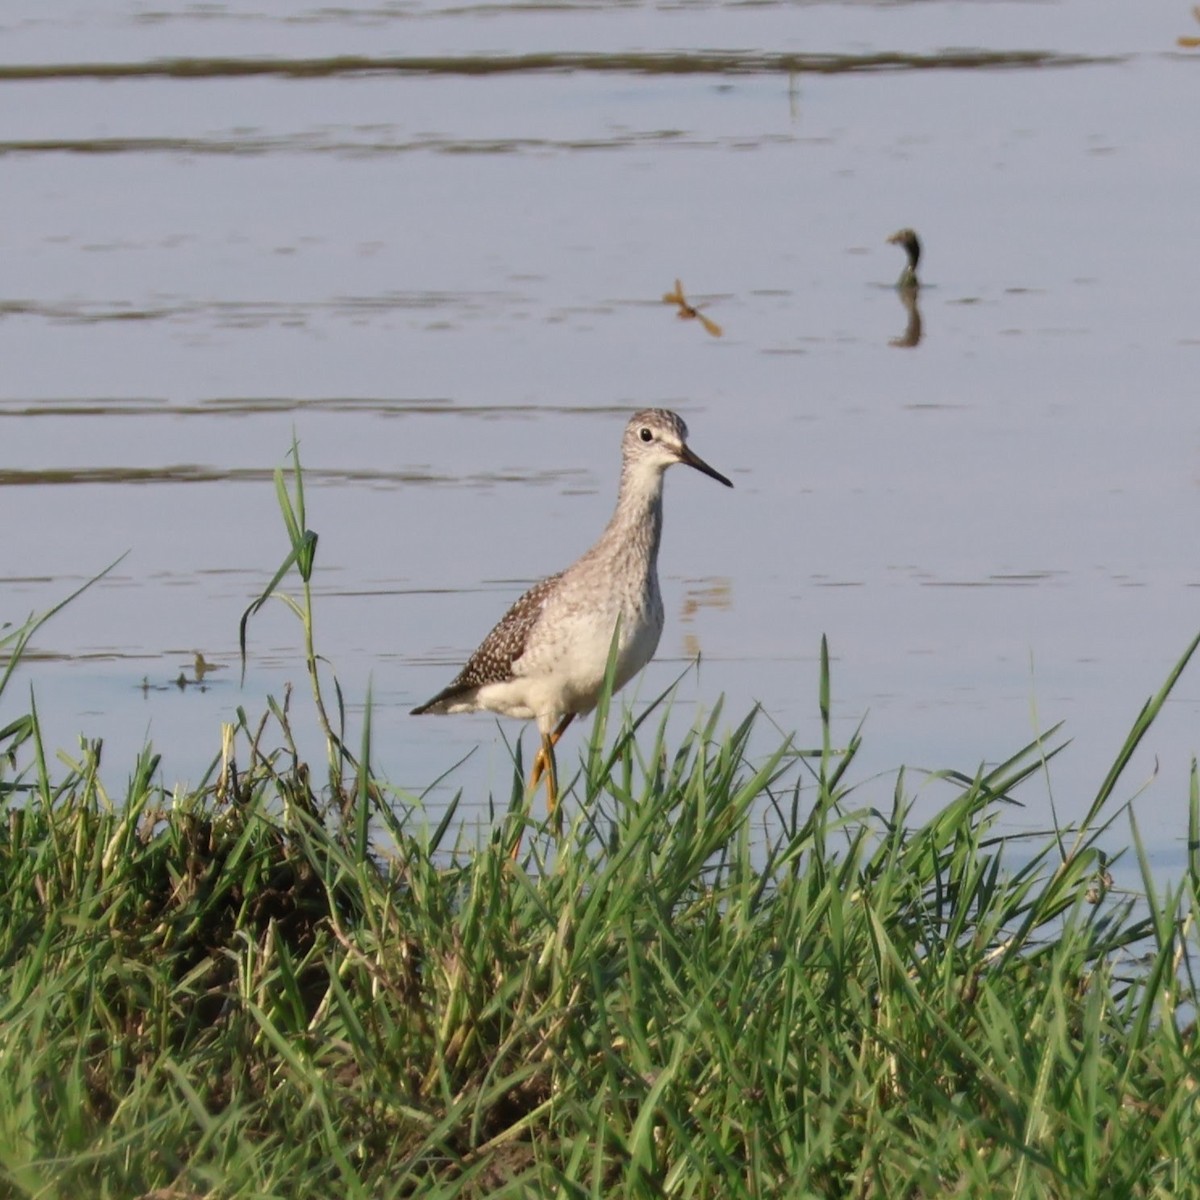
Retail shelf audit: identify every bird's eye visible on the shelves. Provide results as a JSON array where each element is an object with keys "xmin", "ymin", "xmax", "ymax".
[{"xmin": 639, "ymin": 427, "xmax": 653, "ymax": 443}]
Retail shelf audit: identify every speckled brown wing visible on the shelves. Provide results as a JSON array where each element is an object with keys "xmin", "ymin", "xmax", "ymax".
[{"xmin": 410, "ymin": 572, "xmax": 564, "ymax": 714}]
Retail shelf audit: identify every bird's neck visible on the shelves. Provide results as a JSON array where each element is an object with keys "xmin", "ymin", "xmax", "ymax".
[{"xmin": 597, "ymin": 462, "xmax": 665, "ymax": 569}]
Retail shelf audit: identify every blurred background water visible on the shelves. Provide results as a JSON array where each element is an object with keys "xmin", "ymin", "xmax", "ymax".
[{"xmin": 2, "ymin": 0, "xmax": 1198, "ymax": 873}]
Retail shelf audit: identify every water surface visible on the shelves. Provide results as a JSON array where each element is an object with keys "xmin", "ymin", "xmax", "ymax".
[{"xmin": 3, "ymin": 0, "xmax": 1199, "ymax": 875}]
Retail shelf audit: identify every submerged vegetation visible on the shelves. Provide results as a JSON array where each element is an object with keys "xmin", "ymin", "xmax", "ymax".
[{"xmin": 2, "ymin": 453, "xmax": 1200, "ymax": 1198}]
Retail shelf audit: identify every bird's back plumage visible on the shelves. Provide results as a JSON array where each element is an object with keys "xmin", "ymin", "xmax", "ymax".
[{"xmin": 410, "ymin": 572, "xmax": 564, "ymax": 715}]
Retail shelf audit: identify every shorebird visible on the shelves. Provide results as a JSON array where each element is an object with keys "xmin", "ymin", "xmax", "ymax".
[
  {"xmin": 887, "ymin": 228, "xmax": 921, "ymax": 290},
  {"xmin": 411, "ymin": 409, "xmax": 733, "ymax": 814}
]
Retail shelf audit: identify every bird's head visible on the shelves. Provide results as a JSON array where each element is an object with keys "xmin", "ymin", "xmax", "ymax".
[{"xmin": 623, "ymin": 409, "xmax": 733, "ymax": 488}]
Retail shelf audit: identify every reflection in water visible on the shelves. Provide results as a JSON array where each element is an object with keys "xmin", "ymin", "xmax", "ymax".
[
  {"xmin": 192, "ymin": 652, "xmax": 225, "ymax": 683},
  {"xmin": 679, "ymin": 576, "xmax": 733, "ymax": 660},
  {"xmin": 662, "ymin": 279, "xmax": 723, "ymax": 338},
  {"xmin": 890, "ymin": 285, "xmax": 923, "ymax": 349},
  {"xmin": 886, "ymin": 228, "xmax": 922, "ymax": 348},
  {"xmin": 141, "ymin": 652, "xmax": 227, "ymax": 695}
]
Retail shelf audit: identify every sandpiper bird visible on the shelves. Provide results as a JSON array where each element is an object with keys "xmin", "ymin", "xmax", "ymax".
[
  {"xmin": 887, "ymin": 227, "xmax": 921, "ymax": 290},
  {"xmin": 411, "ymin": 408, "xmax": 733, "ymax": 812}
]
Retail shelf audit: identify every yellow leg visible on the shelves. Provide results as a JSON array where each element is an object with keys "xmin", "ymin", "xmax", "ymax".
[
  {"xmin": 511, "ymin": 717, "xmax": 574, "ymax": 859},
  {"xmin": 541, "ymin": 730, "xmax": 559, "ymax": 818},
  {"xmin": 529, "ymin": 714, "xmax": 574, "ymax": 812}
]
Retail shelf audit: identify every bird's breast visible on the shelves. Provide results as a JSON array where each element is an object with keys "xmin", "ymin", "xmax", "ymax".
[{"xmin": 517, "ymin": 569, "xmax": 663, "ymax": 717}]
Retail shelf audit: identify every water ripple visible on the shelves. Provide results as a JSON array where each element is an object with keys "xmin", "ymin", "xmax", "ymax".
[
  {"xmin": 0, "ymin": 48, "xmax": 1117, "ymax": 83},
  {"xmin": 0, "ymin": 130, "xmax": 796, "ymax": 158}
]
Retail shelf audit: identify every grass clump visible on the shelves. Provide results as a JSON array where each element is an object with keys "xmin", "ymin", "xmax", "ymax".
[{"xmin": 2, "ymin": 454, "xmax": 1199, "ymax": 1198}]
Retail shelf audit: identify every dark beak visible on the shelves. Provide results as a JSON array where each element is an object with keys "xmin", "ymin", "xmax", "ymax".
[{"xmin": 680, "ymin": 444, "xmax": 733, "ymax": 488}]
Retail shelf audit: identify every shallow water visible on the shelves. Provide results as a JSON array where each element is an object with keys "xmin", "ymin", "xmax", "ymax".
[{"xmin": 3, "ymin": 0, "xmax": 1199, "ymax": 876}]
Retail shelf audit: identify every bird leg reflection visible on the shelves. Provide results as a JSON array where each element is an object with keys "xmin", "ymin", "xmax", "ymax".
[{"xmin": 529, "ymin": 713, "xmax": 575, "ymax": 815}]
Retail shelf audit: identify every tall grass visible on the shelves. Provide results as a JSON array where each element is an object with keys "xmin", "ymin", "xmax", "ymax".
[{"xmin": 1, "ymin": 456, "xmax": 1198, "ymax": 1198}]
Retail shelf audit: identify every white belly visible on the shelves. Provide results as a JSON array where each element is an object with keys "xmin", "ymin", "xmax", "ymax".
[{"xmin": 482, "ymin": 584, "xmax": 663, "ymax": 725}]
